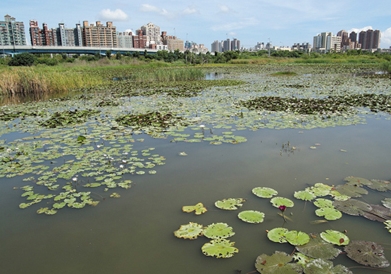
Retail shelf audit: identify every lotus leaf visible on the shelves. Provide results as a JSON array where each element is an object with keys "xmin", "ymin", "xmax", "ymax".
[
  {"xmin": 292, "ymin": 252, "xmax": 313, "ymax": 267},
  {"xmin": 69, "ymin": 202, "xmax": 85, "ymax": 209},
  {"xmin": 19, "ymin": 203, "xmax": 31, "ymax": 209},
  {"xmin": 44, "ymin": 209, "xmax": 57, "ymax": 215},
  {"xmin": 329, "ymin": 190, "xmax": 350, "ymax": 201},
  {"xmin": 315, "ymin": 208, "xmax": 342, "ymax": 221},
  {"xmin": 367, "ymin": 179, "xmax": 391, "ymax": 192},
  {"xmin": 215, "ymin": 198, "xmax": 245, "ymax": 210},
  {"xmin": 304, "ymin": 258, "xmax": 352, "ymax": 274},
  {"xmin": 333, "ymin": 199, "xmax": 372, "ymax": 216},
  {"xmin": 270, "ymin": 197, "xmax": 294, "ymax": 208},
  {"xmin": 182, "ymin": 203, "xmax": 207, "ymax": 215},
  {"xmin": 174, "ymin": 222, "xmax": 203, "ymax": 240},
  {"xmin": 294, "ymin": 190, "xmax": 316, "ymax": 201},
  {"xmin": 320, "ymin": 230, "xmax": 349, "ymax": 246},
  {"xmin": 313, "ymin": 198, "xmax": 334, "ymax": 208},
  {"xmin": 255, "ymin": 251, "xmax": 302, "ymax": 274},
  {"xmin": 110, "ymin": 193, "xmax": 120, "ymax": 198},
  {"xmin": 37, "ymin": 207, "xmax": 49, "ymax": 214},
  {"xmin": 334, "ymin": 184, "xmax": 368, "ymax": 198},
  {"xmin": 83, "ymin": 183, "xmax": 101, "ymax": 188},
  {"xmin": 52, "ymin": 202, "xmax": 66, "ymax": 209},
  {"xmin": 238, "ymin": 210, "xmax": 265, "ymax": 224},
  {"xmin": 381, "ymin": 198, "xmax": 391, "ymax": 209},
  {"xmin": 384, "ymin": 220, "xmax": 391, "ymax": 233},
  {"xmin": 344, "ymin": 240, "xmax": 390, "ymax": 268},
  {"xmin": 309, "ymin": 183, "xmax": 332, "ymax": 197},
  {"xmin": 296, "ymin": 233, "xmax": 342, "ymax": 260},
  {"xmin": 363, "ymin": 204, "xmax": 391, "ymax": 222},
  {"xmin": 252, "ymin": 187, "xmax": 278, "ymax": 198},
  {"xmin": 267, "ymin": 227, "xmax": 288, "ymax": 243},
  {"xmin": 284, "ymin": 230, "xmax": 310, "ymax": 246},
  {"xmin": 201, "ymin": 239, "xmax": 238, "ymax": 259},
  {"xmin": 203, "ymin": 223, "xmax": 235, "ymax": 239},
  {"xmin": 344, "ymin": 176, "xmax": 372, "ymax": 187}
]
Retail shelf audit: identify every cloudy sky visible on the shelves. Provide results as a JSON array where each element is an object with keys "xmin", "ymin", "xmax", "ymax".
[{"xmin": 4, "ymin": 0, "xmax": 391, "ymax": 49}]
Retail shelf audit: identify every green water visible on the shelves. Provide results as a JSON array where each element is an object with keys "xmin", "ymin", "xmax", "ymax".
[{"xmin": 1, "ymin": 116, "xmax": 391, "ymax": 273}]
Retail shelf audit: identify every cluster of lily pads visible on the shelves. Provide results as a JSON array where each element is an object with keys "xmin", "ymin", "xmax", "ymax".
[{"xmin": 174, "ymin": 175, "xmax": 391, "ymax": 272}]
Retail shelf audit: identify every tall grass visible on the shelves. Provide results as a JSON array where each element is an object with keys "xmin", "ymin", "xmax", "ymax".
[
  {"xmin": 129, "ymin": 67, "xmax": 204, "ymax": 83},
  {"xmin": 0, "ymin": 67, "xmax": 103, "ymax": 95}
]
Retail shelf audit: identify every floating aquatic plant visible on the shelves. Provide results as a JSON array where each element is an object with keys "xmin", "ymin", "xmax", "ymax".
[
  {"xmin": 203, "ymin": 222, "xmax": 235, "ymax": 239},
  {"xmin": 344, "ymin": 240, "xmax": 390, "ymax": 268},
  {"xmin": 294, "ymin": 190, "xmax": 316, "ymax": 201},
  {"xmin": 182, "ymin": 203, "xmax": 207, "ymax": 215},
  {"xmin": 237, "ymin": 210, "xmax": 265, "ymax": 224},
  {"xmin": 201, "ymin": 239, "xmax": 238, "ymax": 259},
  {"xmin": 320, "ymin": 230, "xmax": 349, "ymax": 246},
  {"xmin": 303, "ymin": 258, "xmax": 352, "ymax": 274},
  {"xmin": 252, "ymin": 187, "xmax": 278, "ymax": 198},
  {"xmin": 284, "ymin": 230, "xmax": 310, "ymax": 246},
  {"xmin": 255, "ymin": 251, "xmax": 302, "ymax": 274},
  {"xmin": 174, "ymin": 222, "xmax": 204, "ymax": 240},
  {"xmin": 296, "ymin": 233, "xmax": 342, "ymax": 260},
  {"xmin": 215, "ymin": 198, "xmax": 245, "ymax": 210},
  {"xmin": 270, "ymin": 197, "xmax": 294, "ymax": 208},
  {"xmin": 267, "ymin": 227, "xmax": 289, "ymax": 243}
]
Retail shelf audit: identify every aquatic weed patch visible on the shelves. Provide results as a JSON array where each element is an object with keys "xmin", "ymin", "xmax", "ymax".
[{"xmin": 39, "ymin": 109, "xmax": 100, "ymax": 128}]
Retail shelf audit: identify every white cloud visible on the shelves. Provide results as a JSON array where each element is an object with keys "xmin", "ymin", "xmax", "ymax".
[
  {"xmin": 347, "ymin": 26, "xmax": 373, "ymax": 33},
  {"xmin": 99, "ymin": 9, "xmax": 128, "ymax": 21},
  {"xmin": 381, "ymin": 27, "xmax": 391, "ymax": 48},
  {"xmin": 140, "ymin": 4, "xmax": 169, "ymax": 16}
]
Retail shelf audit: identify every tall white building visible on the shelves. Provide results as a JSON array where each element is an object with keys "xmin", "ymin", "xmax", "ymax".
[
  {"xmin": 313, "ymin": 32, "xmax": 341, "ymax": 52},
  {"xmin": 141, "ymin": 22, "xmax": 161, "ymax": 46},
  {"xmin": 117, "ymin": 31, "xmax": 133, "ymax": 48},
  {"xmin": 0, "ymin": 14, "xmax": 26, "ymax": 46}
]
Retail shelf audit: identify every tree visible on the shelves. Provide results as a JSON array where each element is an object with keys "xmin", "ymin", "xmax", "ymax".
[
  {"xmin": 8, "ymin": 52, "xmax": 36, "ymax": 66},
  {"xmin": 106, "ymin": 50, "xmax": 112, "ymax": 59}
]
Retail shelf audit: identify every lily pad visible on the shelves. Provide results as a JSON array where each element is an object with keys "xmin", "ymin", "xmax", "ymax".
[
  {"xmin": 37, "ymin": 207, "xmax": 49, "ymax": 214},
  {"xmin": 255, "ymin": 251, "xmax": 302, "ymax": 274},
  {"xmin": 201, "ymin": 239, "xmax": 238, "ymax": 259},
  {"xmin": 315, "ymin": 207, "xmax": 342, "ymax": 221},
  {"xmin": 296, "ymin": 233, "xmax": 342, "ymax": 260},
  {"xmin": 174, "ymin": 222, "xmax": 203, "ymax": 240},
  {"xmin": 304, "ymin": 258, "xmax": 352, "ymax": 274},
  {"xmin": 368, "ymin": 179, "xmax": 391, "ymax": 192},
  {"xmin": 344, "ymin": 240, "xmax": 390, "ymax": 268},
  {"xmin": 238, "ymin": 210, "xmax": 265, "ymax": 224},
  {"xmin": 334, "ymin": 183, "xmax": 368, "ymax": 198},
  {"xmin": 381, "ymin": 198, "xmax": 391, "ymax": 209},
  {"xmin": 267, "ymin": 227, "xmax": 288, "ymax": 243},
  {"xmin": 270, "ymin": 197, "xmax": 294, "ymax": 208},
  {"xmin": 284, "ymin": 230, "xmax": 310, "ymax": 246},
  {"xmin": 215, "ymin": 198, "xmax": 245, "ymax": 210},
  {"xmin": 203, "ymin": 222, "xmax": 235, "ymax": 239},
  {"xmin": 384, "ymin": 220, "xmax": 391, "ymax": 233},
  {"xmin": 313, "ymin": 198, "xmax": 334, "ymax": 208},
  {"xmin": 344, "ymin": 176, "xmax": 372, "ymax": 187},
  {"xmin": 320, "ymin": 230, "xmax": 349, "ymax": 246},
  {"xmin": 294, "ymin": 190, "xmax": 316, "ymax": 201},
  {"xmin": 252, "ymin": 187, "xmax": 278, "ymax": 198},
  {"xmin": 333, "ymin": 199, "xmax": 372, "ymax": 216},
  {"xmin": 309, "ymin": 183, "xmax": 332, "ymax": 197},
  {"xmin": 182, "ymin": 203, "xmax": 207, "ymax": 215}
]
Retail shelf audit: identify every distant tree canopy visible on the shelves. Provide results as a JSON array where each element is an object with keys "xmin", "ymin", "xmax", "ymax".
[{"xmin": 8, "ymin": 52, "xmax": 36, "ymax": 66}]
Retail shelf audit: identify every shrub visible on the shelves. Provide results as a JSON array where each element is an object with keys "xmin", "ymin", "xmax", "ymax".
[{"xmin": 8, "ymin": 52, "xmax": 36, "ymax": 66}]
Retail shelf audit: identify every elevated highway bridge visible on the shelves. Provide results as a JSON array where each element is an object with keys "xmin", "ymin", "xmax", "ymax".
[{"xmin": 1, "ymin": 45, "xmax": 158, "ymax": 57}]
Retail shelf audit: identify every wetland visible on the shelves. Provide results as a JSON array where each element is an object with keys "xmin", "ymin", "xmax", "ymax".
[{"xmin": 1, "ymin": 62, "xmax": 391, "ymax": 273}]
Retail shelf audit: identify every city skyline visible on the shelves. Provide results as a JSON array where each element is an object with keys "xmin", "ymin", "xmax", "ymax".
[{"xmin": 2, "ymin": 0, "xmax": 391, "ymax": 50}]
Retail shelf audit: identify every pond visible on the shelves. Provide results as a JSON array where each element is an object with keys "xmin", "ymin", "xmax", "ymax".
[{"xmin": 1, "ymin": 64, "xmax": 391, "ymax": 274}]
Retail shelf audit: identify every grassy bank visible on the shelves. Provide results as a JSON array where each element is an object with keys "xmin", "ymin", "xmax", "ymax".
[{"xmin": 0, "ymin": 66, "xmax": 104, "ymax": 95}]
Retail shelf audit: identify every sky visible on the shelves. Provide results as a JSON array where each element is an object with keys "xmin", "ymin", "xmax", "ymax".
[{"xmin": 3, "ymin": 0, "xmax": 391, "ymax": 50}]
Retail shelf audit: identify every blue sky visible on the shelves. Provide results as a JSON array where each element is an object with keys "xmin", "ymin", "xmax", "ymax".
[{"xmin": 4, "ymin": 0, "xmax": 391, "ymax": 49}]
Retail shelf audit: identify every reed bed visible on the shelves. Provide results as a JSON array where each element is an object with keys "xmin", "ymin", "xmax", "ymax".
[
  {"xmin": 0, "ymin": 67, "xmax": 103, "ymax": 95},
  {"xmin": 129, "ymin": 67, "xmax": 204, "ymax": 83}
]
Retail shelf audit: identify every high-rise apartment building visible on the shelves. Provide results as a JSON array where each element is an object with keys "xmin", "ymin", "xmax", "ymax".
[
  {"xmin": 161, "ymin": 31, "xmax": 183, "ymax": 51},
  {"xmin": 358, "ymin": 29, "xmax": 381, "ymax": 50},
  {"xmin": 313, "ymin": 32, "xmax": 341, "ymax": 52},
  {"xmin": 57, "ymin": 23, "xmax": 82, "ymax": 46},
  {"xmin": 0, "ymin": 14, "xmax": 26, "ymax": 46},
  {"xmin": 117, "ymin": 31, "xmax": 133, "ymax": 48},
  {"xmin": 141, "ymin": 22, "xmax": 161, "ymax": 46},
  {"xmin": 82, "ymin": 21, "xmax": 117, "ymax": 47},
  {"xmin": 132, "ymin": 30, "xmax": 147, "ymax": 48}
]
